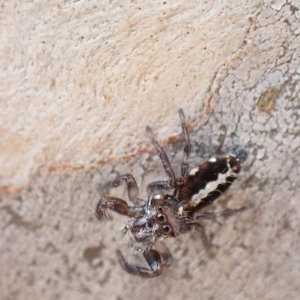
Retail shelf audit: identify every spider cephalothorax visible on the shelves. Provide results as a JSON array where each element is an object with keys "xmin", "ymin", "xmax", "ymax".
[{"xmin": 96, "ymin": 109, "xmax": 247, "ymax": 277}]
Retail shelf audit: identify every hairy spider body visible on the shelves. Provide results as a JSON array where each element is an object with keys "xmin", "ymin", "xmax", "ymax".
[{"xmin": 96, "ymin": 109, "xmax": 247, "ymax": 277}]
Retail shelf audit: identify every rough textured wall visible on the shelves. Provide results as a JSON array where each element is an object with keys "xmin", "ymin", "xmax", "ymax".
[{"xmin": 1, "ymin": 0, "xmax": 300, "ymax": 299}]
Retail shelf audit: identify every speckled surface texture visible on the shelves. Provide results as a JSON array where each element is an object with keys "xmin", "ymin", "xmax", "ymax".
[{"xmin": 1, "ymin": 0, "xmax": 300, "ymax": 299}]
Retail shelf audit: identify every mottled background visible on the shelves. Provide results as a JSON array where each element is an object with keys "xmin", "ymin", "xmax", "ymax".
[{"xmin": 1, "ymin": 0, "xmax": 300, "ymax": 299}]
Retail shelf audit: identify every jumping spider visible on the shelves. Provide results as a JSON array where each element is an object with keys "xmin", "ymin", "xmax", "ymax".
[{"xmin": 96, "ymin": 109, "xmax": 247, "ymax": 277}]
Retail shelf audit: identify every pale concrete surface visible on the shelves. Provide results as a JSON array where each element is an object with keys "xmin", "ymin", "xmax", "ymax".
[
  {"xmin": 1, "ymin": 0, "xmax": 300, "ymax": 299},
  {"xmin": 0, "ymin": 0, "xmax": 258, "ymax": 187}
]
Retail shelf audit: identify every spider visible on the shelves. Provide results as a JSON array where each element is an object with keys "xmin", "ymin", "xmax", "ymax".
[{"xmin": 96, "ymin": 109, "xmax": 247, "ymax": 277}]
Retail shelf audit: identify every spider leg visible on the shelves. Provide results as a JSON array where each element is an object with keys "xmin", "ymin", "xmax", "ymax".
[
  {"xmin": 191, "ymin": 208, "xmax": 246, "ymax": 257},
  {"xmin": 192, "ymin": 222, "xmax": 213, "ymax": 258},
  {"xmin": 155, "ymin": 242, "xmax": 173, "ymax": 267},
  {"xmin": 146, "ymin": 125, "xmax": 176, "ymax": 187},
  {"xmin": 109, "ymin": 174, "xmax": 144, "ymax": 205},
  {"xmin": 95, "ymin": 196, "xmax": 143, "ymax": 220},
  {"xmin": 176, "ymin": 108, "xmax": 191, "ymax": 185},
  {"xmin": 116, "ymin": 249, "xmax": 163, "ymax": 277},
  {"xmin": 193, "ymin": 207, "xmax": 246, "ymax": 220},
  {"xmin": 146, "ymin": 180, "xmax": 170, "ymax": 194}
]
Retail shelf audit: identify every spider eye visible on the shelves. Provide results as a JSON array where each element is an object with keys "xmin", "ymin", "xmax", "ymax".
[
  {"xmin": 161, "ymin": 225, "xmax": 172, "ymax": 235},
  {"xmin": 156, "ymin": 213, "xmax": 167, "ymax": 224}
]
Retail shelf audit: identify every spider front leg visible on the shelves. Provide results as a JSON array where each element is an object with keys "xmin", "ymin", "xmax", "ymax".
[
  {"xmin": 155, "ymin": 242, "xmax": 173, "ymax": 267},
  {"xmin": 116, "ymin": 249, "xmax": 163, "ymax": 277},
  {"xmin": 95, "ymin": 196, "xmax": 143, "ymax": 220},
  {"xmin": 109, "ymin": 174, "xmax": 144, "ymax": 205}
]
